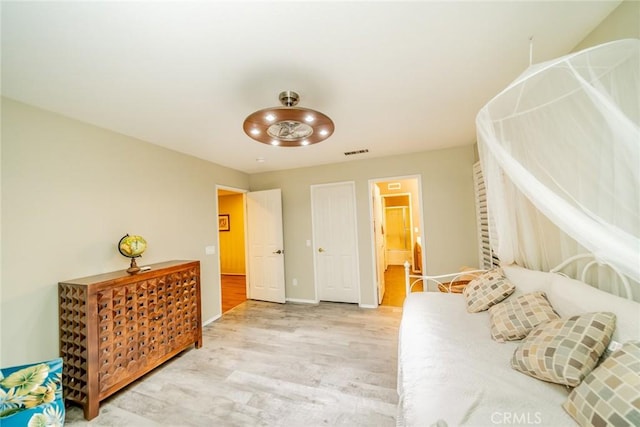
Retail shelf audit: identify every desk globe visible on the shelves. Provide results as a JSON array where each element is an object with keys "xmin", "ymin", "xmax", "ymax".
[{"xmin": 118, "ymin": 234, "xmax": 147, "ymax": 274}]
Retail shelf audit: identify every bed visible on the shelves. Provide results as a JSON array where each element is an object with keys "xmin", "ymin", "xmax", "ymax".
[
  {"xmin": 397, "ymin": 260, "xmax": 640, "ymax": 426},
  {"xmin": 398, "ymin": 38, "xmax": 640, "ymax": 427}
]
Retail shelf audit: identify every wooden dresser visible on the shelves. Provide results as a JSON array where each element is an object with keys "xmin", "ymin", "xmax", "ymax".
[{"xmin": 58, "ymin": 260, "xmax": 202, "ymax": 420}]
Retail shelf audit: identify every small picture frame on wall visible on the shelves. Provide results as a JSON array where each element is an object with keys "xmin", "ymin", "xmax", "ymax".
[{"xmin": 218, "ymin": 214, "xmax": 230, "ymax": 232}]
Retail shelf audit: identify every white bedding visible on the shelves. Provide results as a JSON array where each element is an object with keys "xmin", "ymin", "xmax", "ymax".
[
  {"xmin": 397, "ymin": 265, "xmax": 640, "ymax": 426},
  {"xmin": 397, "ymin": 293, "xmax": 574, "ymax": 426}
]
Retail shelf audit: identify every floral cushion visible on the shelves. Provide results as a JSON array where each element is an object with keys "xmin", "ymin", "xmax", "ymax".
[
  {"xmin": 511, "ymin": 312, "xmax": 616, "ymax": 387},
  {"xmin": 563, "ymin": 341, "xmax": 640, "ymax": 427},
  {"xmin": 0, "ymin": 358, "xmax": 65, "ymax": 426},
  {"xmin": 489, "ymin": 291, "xmax": 559, "ymax": 342},
  {"xmin": 462, "ymin": 268, "xmax": 515, "ymax": 313}
]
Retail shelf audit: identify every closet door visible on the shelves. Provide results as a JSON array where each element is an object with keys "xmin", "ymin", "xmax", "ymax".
[{"xmin": 311, "ymin": 182, "xmax": 360, "ymax": 304}]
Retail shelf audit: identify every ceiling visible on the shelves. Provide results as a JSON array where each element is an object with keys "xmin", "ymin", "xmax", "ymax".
[{"xmin": 1, "ymin": 1, "xmax": 620, "ymax": 174}]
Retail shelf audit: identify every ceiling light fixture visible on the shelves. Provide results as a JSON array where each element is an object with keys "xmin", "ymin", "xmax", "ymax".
[{"xmin": 243, "ymin": 91, "xmax": 335, "ymax": 147}]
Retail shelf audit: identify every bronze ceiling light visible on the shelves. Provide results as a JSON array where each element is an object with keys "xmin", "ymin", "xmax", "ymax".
[{"xmin": 243, "ymin": 91, "xmax": 335, "ymax": 147}]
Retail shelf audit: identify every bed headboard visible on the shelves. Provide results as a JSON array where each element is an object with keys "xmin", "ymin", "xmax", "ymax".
[
  {"xmin": 550, "ymin": 253, "xmax": 633, "ymax": 300},
  {"xmin": 402, "ymin": 261, "xmax": 486, "ymax": 295},
  {"xmin": 503, "ymin": 263, "xmax": 640, "ymax": 343}
]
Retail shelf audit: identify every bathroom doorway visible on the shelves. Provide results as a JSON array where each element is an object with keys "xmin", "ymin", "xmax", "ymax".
[{"xmin": 369, "ymin": 176, "xmax": 424, "ymax": 306}]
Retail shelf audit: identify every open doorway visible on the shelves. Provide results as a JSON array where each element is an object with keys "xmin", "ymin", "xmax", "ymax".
[
  {"xmin": 369, "ymin": 176, "xmax": 424, "ymax": 307},
  {"xmin": 217, "ymin": 187, "xmax": 247, "ymax": 313}
]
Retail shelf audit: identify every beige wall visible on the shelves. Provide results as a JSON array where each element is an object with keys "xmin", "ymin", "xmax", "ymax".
[
  {"xmin": 573, "ymin": 0, "xmax": 639, "ymax": 51},
  {"xmin": 218, "ymin": 193, "xmax": 246, "ymax": 275},
  {"xmin": 1, "ymin": 98, "xmax": 477, "ymax": 363},
  {"xmin": 1, "ymin": 98, "xmax": 249, "ymax": 365},
  {"xmin": 249, "ymin": 145, "xmax": 479, "ymax": 306},
  {"xmin": 2, "ymin": 0, "xmax": 634, "ymax": 366}
]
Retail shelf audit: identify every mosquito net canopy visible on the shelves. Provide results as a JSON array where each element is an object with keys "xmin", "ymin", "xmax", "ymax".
[{"xmin": 476, "ymin": 39, "xmax": 639, "ymax": 300}]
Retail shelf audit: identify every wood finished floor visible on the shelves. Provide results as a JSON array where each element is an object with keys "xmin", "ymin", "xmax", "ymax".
[
  {"xmin": 380, "ymin": 265, "xmax": 422, "ymax": 307},
  {"xmin": 64, "ymin": 301, "xmax": 402, "ymax": 426},
  {"xmin": 222, "ymin": 274, "xmax": 247, "ymax": 313}
]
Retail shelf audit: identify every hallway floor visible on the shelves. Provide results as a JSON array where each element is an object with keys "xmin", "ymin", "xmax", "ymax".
[
  {"xmin": 380, "ymin": 265, "xmax": 423, "ymax": 307},
  {"xmin": 221, "ymin": 274, "xmax": 247, "ymax": 313}
]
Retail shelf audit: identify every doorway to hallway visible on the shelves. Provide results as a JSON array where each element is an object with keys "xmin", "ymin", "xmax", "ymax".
[
  {"xmin": 217, "ymin": 186, "xmax": 287, "ymax": 313},
  {"xmin": 217, "ymin": 187, "xmax": 247, "ymax": 313},
  {"xmin": 369, "ymin": 176, "xmax": 425, "ymax": 306}
]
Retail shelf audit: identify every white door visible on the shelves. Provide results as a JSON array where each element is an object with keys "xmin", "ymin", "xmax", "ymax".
[
  {"xmin": 246, "ymin": 189, "xmax": 286, "ymax": 303},
  {"xmin": 311, "ymin": 182, "xmax": 360, "ymax": 303},
  {"xmin": 372, "ymin": 184, "xmax": 386, "ymax": 304}
]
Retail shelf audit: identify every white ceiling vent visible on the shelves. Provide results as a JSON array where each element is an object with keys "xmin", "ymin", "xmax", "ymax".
[
  {"xmin": 344, "ymin": 149, "xmax": 369, "ymax": 156},
  {"xmin": 388, "ymin": 183, "xmax": 401, "ymax": 190}
]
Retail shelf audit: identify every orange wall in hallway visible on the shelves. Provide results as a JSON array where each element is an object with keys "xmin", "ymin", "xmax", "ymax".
[{"xmin": 218, "ymin": 193, "xmax": 246, "ymax": 274}]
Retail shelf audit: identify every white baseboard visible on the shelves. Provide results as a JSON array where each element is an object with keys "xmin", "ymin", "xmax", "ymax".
[
  {"xmin": 359, "ymin": 303, "xmax": 378, "ymax": 309},
  {"xmin": 284, "ymin": 298, "xmax": 376, "ymax": 308},
  {"xmin": 202, "ymin": 314, "xmax": 221, "ymax": 326},
  {"xmin": 285, "ymin": 297, "xmax": 318, "ymax": 304}
]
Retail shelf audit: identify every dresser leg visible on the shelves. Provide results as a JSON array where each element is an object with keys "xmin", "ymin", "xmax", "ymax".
[{"xmin": 84, "ymin": 399, "xmax": 100, "ymax": 420}]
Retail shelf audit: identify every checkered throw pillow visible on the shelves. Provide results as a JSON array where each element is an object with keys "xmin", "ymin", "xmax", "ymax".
[
  {"xmin": 563, "ymin": 341, "xmax": 640, "ymax": 426},
  {"xmin": 489, "ymin": 291, "xmax": 559, "ymax": 342},
  {"xmin": 511, "ymin": 312, "xmax": 616, "ymax": 387},
  {"xmin": 462, "ymin": 268, "xmax": 515, "ymax": 313}
]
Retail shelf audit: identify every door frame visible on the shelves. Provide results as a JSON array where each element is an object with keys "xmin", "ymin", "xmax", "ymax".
[
  {"xmin": 368, "ymin": 175, "xmax": 425, "ymax": 306},
  {"xmin": 310, "ymin": 181, "xmax": 361, "ymax": 304},
  {"xmin": 371, "ymin": 183, "xmax": 386, "ymax": 304},
  {"xmin": 215, "ymin": 184, "xmax": 248, "ymax": 316}
]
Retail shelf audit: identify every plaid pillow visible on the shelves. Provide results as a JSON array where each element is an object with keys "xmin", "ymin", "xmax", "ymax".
[
  {"xmin": 563, "ymin": 341, "xmax": 640, "ymax": 426},
  {"xmin": 462, "ymin": 268, "xmax": 515, "ymax": 313},
  {"xmin": 511, "ymin": 312, "xmax": 616, "ymax": 387},
  {"xmin": 489, "ymin": 291, "xmax": 559, "ymax": 342}
]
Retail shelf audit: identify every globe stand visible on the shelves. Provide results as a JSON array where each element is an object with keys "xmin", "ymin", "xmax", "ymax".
[
  {"xmin": 119, "ymin": 234, "xmax": 147, "ymax": 274},
  {"xmin": 127, "ymin": 257, "xmax": 141, "ymax": 274}
]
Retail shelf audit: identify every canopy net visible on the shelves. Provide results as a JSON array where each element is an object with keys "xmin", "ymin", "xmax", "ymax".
[{"xmin": 476, "ymin": 39, "xmax": 639, "ymax": 301}]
